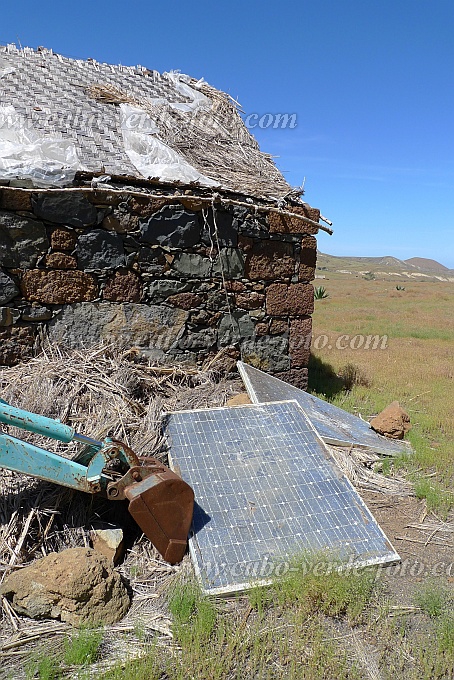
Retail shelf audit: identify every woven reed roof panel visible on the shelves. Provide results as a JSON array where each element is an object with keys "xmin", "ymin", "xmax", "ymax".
[{"xmin": 0, "ymin": 45, "xmax": 292, "ymax": 198}]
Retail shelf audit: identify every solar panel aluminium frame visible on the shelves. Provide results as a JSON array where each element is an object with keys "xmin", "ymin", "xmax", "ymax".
[
  {"xmin": 164, "ymin": 400, "xmax": 400, "ymax": 596},
  {"xmin": 237, "ymin": 361, "xmax": 413, "ymax": 457}
]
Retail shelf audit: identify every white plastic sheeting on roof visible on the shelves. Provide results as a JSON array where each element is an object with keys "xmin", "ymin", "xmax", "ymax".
[
  {"xmin": 119, "ymin": 103, "xmax": 217, "ymax": 186},
  {"xmin": 0, "ymin": 106, "xmax": 85, "ymax": 186},
  {"xmin": 164, "ymin": 71, "xmax": 211, "ymax": 113}
]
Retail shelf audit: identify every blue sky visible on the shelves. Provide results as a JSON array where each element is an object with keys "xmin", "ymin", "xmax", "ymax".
[{"xmin": 2, "ymin": 1, "xmax": 453, "ymax": 266}]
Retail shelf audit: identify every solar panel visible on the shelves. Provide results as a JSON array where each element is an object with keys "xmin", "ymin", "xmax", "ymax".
[
  {"xmin": 237, "ymin": 361, "xmax": 412, "ymax": 456},
  {"xmin": 164, "ymin": 400, "xmax": 400, "ymax": 595}
]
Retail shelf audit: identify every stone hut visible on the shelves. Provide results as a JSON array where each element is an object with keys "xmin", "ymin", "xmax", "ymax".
[{"xmin": 0, "ymin": 44, "xmax": 331, "ymax": 387}]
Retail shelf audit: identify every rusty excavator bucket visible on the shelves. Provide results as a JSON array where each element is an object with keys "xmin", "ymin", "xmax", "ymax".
[
  {"xmin": 107, "ymin": 458, "xmax": 195, "ymax": 564},
  {"xmin": 0, "ymin": 401, "xmax": 194, "ymax": 564}
]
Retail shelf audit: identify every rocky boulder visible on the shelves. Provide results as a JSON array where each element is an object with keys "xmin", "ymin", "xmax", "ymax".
[
  {"xmin": 370, "ymin": 401, "xmax": 411, "ymax": 439},
  {"xmin": 0, "ymin": 548, "xmax": 130, "ymax": 626}
]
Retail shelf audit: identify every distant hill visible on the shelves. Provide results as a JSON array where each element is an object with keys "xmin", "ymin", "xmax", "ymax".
[
  {"xmin": 316, "ymin": 252, "xmax": 454, "ymax": 281},
  {"xmin": 404, "ymin": 257, "xmax": 449, "ymax": 272}
]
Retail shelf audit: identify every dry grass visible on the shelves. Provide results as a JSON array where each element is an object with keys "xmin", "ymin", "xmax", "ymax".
[{"xmin": 310, "ymin": 277, "xmax": 454, "ymax": 495}]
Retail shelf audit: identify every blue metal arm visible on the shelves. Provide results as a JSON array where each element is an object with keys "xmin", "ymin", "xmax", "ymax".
[
  {"xmin": 0, "ymin": 401, "xmax": 139, "ymax": 495},
  {"xmin": 0, "ymin": 433, "xmax": 108, "ymax": 493}
]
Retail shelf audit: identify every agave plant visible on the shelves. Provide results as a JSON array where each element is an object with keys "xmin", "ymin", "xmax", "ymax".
[{"xmin": 314, "ymin": 286, "xmax": 329, "ymax": 300}]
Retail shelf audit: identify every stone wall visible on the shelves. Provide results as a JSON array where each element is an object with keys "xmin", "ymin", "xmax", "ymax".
[{"xmin": 0, "ymin": 187, "xmax": 318, "ymax": 387}]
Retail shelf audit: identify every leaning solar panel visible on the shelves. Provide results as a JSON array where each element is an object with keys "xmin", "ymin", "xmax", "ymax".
[
  {"xmin": 164, "ymin": 400, "xmax": 399, "ymax": 595},
  {"xmin": 237, "ymin": 361, "xmax": 412, "ymax": 456}
]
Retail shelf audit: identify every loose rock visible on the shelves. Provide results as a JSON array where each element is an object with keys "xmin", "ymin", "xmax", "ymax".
[
  {"xmin": 370, "ymin": 401, "xmax": 411, "ymax": 439},
  {"xmin": 0, "ymin": 548, "xmax": 130, "ymax": 626}
]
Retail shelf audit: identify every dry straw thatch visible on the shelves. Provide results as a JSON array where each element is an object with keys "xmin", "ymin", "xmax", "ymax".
[{"xmin": 87, "ymin": 80, "xmax": 294, "ymax": 200}]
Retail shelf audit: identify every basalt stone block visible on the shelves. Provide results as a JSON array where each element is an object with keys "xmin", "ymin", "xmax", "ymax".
[
  {"xmin": 212, "ymin": 248, "xmax": 244, "ymax": 279},
  {"xmin": 167, "ymin": 292, "xmax": 203, "ymax": 310},
  {"xmin": 289, "ymin": 316, "xmax": 312, "ymax": 367},
  {"xmin": 254, "ymin": 322, "xmax": 268, "ymax": 336},
  {"xmin": 0, "ymin": 270, "xmax": 19, "ymax": 304},
  {"xmin": 218, "ymin": 312, "xmax": 255, "ymax": 346},
  {"xmin": 206, "ymin": 289, "xmax": 229, "ymax": 312},
  {"xmin": 0, "ymin": 188, "xmax": 32, "ymax": 212},
  {"xmin": 299, "ymin": 236, "xmax": 317, "ymax": 281},
  {"xmin": 266, "ymin": 283, "xmax": 314, "ymax": 316},
  {"xmin": 21, "ymin": 270, "xmax": 98, "ymax": 304},
  {"xmin": 268, "ymin": 205, "xmax": 320, "ymax": 235},
  {"xmin": 47, "ymin": 302, "xmax": 188, "ymax": 352},
  {"xmin": 103, "ymin": 270, "xmax": 142, "ymax": 303},
  {"xmin": 0, "ymin": 326, "xmax": 35, "ymax": 366},
  {"xmin": 140, "ymin": 206, "xmax": 201, "ymax": 248},
  {"xmin": 180, "ymin": 197, "xmax": 204, "ymax": 212},
  {"xmin": 245, "ymin": 240, "xmax": 295, "ymax": 281},
  {"xmin": 269, "ymin": 319, "xmax": 289, "ymax": 335},
  {"xmin": 178, "ymin": 327, "xmax": 217, "ymax": 351},
  {"xmin": 224, "ymin": 280, "xmax": 245, "ymax": 292},
  {"xmin": 241, "ymin": 336, "xmax": 290, "ymax": 373},
  {"xmin": 21, "ymin": 305, "xmax": 52, "ymax": 321},
  {"xmin": 172, "ymin": 253, "xmax": 212, "ymax": 278},
  {"xmin": 102, "ymin": 210, "xmax": 139, "ymax": 234},
  {"xmin": 147, "ymin": 279, "xmax": 192, "ymax": 303},
  {"xmin": 76, "ymin": 230, "xmax": 125, "ymax": 270},
  {"xmin": 200, "ymin": 208, "xmax": 238, "ymax": 247},
  {"xmin": 298, "ymin": 264, "xmax": 316, "ymax": 282},
  {"xmin": 50, "ymin": 227, "xmax": 78, "ymax": 251},
  {"xmin": 131, "ymin": 196, "xmax": 179, "ymax": 217},
  {"xmin": 0, "ymin": 307, "xmax": 14, "ymax": 327},
  {"xmin": 44, "ymin": 252, "xmax": 77, "ymax": 269},
  {"xmin": 84, "ymin": 189, "xmax": 128, "ymax": 207},
  {"xmin": 235, "ymin": 292, "xmax": 265, "ymax": 310},
  {"xmin": 275, "ymin": 367, "xmax": 308, "ymax": 390},
  {"xmin": 137, "ymin": 247, "xmax": 166, "ymax": 275},
  {"xmin": 0, "ymin": 211, "xmax": 49, "ymax": 268},
  {"xmin": 32, "ymin": 192, "xmax": 98, "ymax": 227}
]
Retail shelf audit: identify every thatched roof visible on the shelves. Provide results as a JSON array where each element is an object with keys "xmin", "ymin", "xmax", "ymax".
[{"xmin": 0, "ymin": 44, "xmax": 293, "ymax": 199}]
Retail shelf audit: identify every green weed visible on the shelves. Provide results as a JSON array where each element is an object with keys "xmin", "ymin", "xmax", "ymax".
[
  {"xmin": 168, "ymin": 579, "xmax": 217, "ymax": 643},
  {"xmin": 100, "ymin": 643, "xmax": 162, "ymax": 680},
  {"xmin": 25, "ymin": 653, "xmax": 61, "ymax": 680},
  {"xmin": 413, "ymin": 477, "xmax": 453, "ymax": 518},
  {"xmin": 437, "ymin": 612, "xmax": 454, "ymax": 656},
  {"xmin": 64, "ymin": 626, "xmax": 104, "ymax": 666},
  {"xmin": 414, "ymin": 580, "xmax": 451, "ymax": 618},
  {"xmin": 274, "ymin": 552, "xmax": 377, "ymax": 623}
]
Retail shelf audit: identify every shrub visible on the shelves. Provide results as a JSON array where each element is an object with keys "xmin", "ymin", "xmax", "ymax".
[{"xmin": 338, "ymin": 363, "xmax": 371, "ymax": 391}]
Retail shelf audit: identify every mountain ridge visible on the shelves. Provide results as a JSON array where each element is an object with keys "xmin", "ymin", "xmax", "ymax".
[{"xmin": 316, "ymin": 252, "xmax": 454, "ymax": 281}]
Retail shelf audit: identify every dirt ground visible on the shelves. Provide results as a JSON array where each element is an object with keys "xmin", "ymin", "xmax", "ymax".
[{"xmin": 363, "ymin": 492, "xmax": 453, "ymax": 603}]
